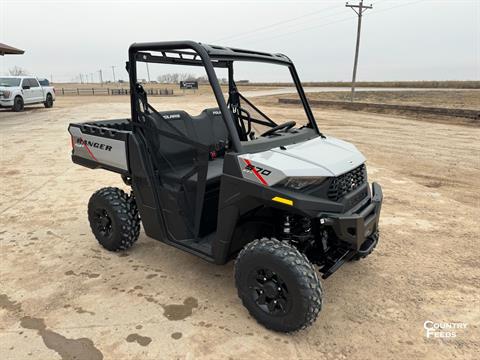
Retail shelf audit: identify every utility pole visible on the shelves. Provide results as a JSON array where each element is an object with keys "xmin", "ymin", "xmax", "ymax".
[
  {"xmin": 79, "ymin": 73, "xmax": 83, "ymax": 84},
  {"xmin": 99, "ymin": 69, "xmax": 103, "ymax": 86},
  {"xmin": 346, "ymin": 1, "xmax": 372, "ymax": 102},
  {"xmin": 146, "ymin": 62, "xmax": 151, "ymax": 83},
  {"xmin": 111, "ymin": 66, "xmax": 117, "ymax": 83}
]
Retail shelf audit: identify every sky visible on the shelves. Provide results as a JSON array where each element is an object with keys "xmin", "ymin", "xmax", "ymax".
[{"xmin": 0, "ymin": 0, "xmax": 478, "ymax": 83}]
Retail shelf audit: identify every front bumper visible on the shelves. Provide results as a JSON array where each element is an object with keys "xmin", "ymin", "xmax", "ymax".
[
  {"xmin": 327, "ymin": 182, "xmax": 383, "ymax": 250},
  {"xmin": 0, "ymin": 99, "xmax": 14, "ymax": 107}
]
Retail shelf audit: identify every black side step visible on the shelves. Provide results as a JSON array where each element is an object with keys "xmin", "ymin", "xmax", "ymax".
[
  {"xmin": 151, "ymin": 232, "xmax": 216, "ymax": 263},
  {"xmin": 319, "ymin": 248, "xmax": 355, "ymax": 279}
]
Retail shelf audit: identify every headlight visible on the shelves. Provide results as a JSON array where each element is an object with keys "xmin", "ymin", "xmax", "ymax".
[
  {"xmin": 0, "ymin": 90, "xmax": 11, "ymax": 98},
  {"xmin": 278, "ymin": 177, "xmax": 327, "ymax": 190}
]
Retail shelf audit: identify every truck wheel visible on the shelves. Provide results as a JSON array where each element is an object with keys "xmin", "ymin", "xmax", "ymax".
[
  {"xmin": 44, "ymin": 93, "xmax": 53, "ymax": 108},
  {"xmin": 350, "ymin": 231, "xmax": 379, "ymax": 261},
  {"xmin": 12, "ymin": 96, "xmax": 24, "ymax": 112},
  {"xmin": 88, "ymin": 187, "xmax": 141, "ymax": 251},
  {"xmin": 234, "ymin": 238, "xmax": 323, "ymax": 332}
]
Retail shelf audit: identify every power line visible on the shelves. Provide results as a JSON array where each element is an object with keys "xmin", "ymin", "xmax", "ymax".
[
  {"xmin": 364, "ymin": 0, "xmax": 426, "ymax": 17},
  {"xmin": 346, "ymin": 1, "xmax": 373, "ymax": 102},
  {"xmin": 241, "ymin": 15, "xmax": 354, "ymax": 45},
  {"xmin": 213, "ymin": 4, "xmax": 344, "ymax": 43},
  {"xmin": 214, "ymin": 1, "xmax": 390, "ymax": 45},
  {"xmin": 237, "ymin": 0, "xmax": 425, "ymax": 47}
]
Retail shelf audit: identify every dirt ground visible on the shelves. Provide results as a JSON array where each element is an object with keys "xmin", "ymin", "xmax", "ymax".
[
  {"xmin": 0, "ymin": 94, "xmax": 479, "ymax": 359},
  {"xmin": 303, "ymin": 90, "xmax": 480, "ymax": 110}
]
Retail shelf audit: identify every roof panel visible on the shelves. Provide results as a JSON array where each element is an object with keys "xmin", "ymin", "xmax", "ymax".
[{"xmin": 129, "ymin": 41, "xmax": 292, "ymax": 65}]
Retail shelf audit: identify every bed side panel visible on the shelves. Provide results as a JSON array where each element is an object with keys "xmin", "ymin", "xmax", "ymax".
[{"xmin": 68, "ymin": 124, "xmax": 129, "ymax": 174}]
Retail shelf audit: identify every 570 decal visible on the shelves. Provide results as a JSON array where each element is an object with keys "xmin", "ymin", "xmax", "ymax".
[
  {"xmin": 244, "ymin": 164, "xmax": 272, "ymax": 176},
  {"xmin": 241, "ymin": 158, "xmax": 272, "ymax": 186}
]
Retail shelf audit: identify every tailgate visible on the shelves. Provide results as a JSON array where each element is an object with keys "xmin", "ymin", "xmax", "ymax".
[{"xmin": 68, "ymin": 121, "xmax": 130, "ymax": 174}]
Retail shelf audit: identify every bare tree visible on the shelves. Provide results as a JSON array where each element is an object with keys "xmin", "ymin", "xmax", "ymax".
[
  {"xmin": 8, "ymin": 66, "xmax": 28, "ymax": 76},
  {"xmin": 157, "ymin": 72, "xmax": 197, "ymax": 83},
  {"xmin": 181, "ymin": 73, "xmax": 196, "ymax": 81},
  {"xmin": 196, "ymin": 76, "xmax": 208, "ymax": 83}
]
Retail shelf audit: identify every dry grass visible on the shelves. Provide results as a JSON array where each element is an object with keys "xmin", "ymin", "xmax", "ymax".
[
  {"xmin": 299, "ymin": 80, "xmax": 480, "ymax": 89},
  {"xmin": 305, "ymin": 90, "xmax": 480, "ymax": 109},
  {"xmin": 252, "ymin": 90, "xmax": 480, "ymax": 111},
  {"xmin": 54, "ymin": 80, "xmax": 480, "ymax": 89},
  {"xmin": 51, "ymin": 83, "xmax": 279, "ymax": 96}
]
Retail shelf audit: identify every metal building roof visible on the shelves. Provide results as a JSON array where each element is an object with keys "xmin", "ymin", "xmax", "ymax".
[{"xmin": 0, "ymin": 43, "xmax": 25, "ymax": 56}]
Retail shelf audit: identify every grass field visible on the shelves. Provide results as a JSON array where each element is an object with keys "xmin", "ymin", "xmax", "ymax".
[
  {"xmin": 301, "ymin": 90, "xmax": 480, "ymax": 110},
  {"xmin": 53, "ymin": 80, "xmax": 480, "ymax": 90},
  {"xmin": 51, "ymin": 82, "xmax": 280, "ymax": 95}
]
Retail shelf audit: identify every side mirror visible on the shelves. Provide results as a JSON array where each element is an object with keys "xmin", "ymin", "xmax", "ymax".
[{"xmin": 22, "ymin": 85, "xmax": 30, "ymax": 90}]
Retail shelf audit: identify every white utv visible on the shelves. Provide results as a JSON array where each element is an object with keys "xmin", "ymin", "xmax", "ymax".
[{"xmin": 68, "ymin": 41, "xmax": 383, "ymax": 332}]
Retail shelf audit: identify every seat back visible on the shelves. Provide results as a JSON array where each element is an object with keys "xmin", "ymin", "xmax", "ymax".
[
  {"xmin": 148, "ymin": 110, "xmax": 197, "ymax": 169},
  {"xmin": 148, "ymin": 108, "xmax": 229, "ymax": 169},
  {"xmin": 191, "ymin": 108, "xmax": 229, "ymax": 149}
]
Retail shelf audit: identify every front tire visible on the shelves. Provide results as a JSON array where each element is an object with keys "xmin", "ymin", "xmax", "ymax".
[
  {"xmin": 235, "ymin": 238, "xmax": 323, "ymax": 332},
  {"xmin": 12, "ymin": 96, "xmax": 24, "ymax": 112},
  {"xmin": 44, "ymin": 93, "xmax": 53, "ymax": 108},
  {"xmin": 88, "ymin": 187, "xmax": 141, "ymax": 251}
]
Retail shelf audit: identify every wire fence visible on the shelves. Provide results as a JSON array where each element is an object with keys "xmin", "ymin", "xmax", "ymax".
[{"xmin": 55, "ymin": 88, "xmax": 174, "ymax": 96}]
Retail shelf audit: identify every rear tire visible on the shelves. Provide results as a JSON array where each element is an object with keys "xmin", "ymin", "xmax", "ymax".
[
  {"xmin": 12, "ymin": 96, "xmax": 24, "ymax": 112},
  {"xmin": 234, "ymin": 238, "xmax": 323, "ymax": 332},
  {"xmin": 44, "ymin": 93, "xmax": 53, "ymax": 108},
  {"xmin": 88, "ymin": 187, "xmax": 141, "ymax": 251}
]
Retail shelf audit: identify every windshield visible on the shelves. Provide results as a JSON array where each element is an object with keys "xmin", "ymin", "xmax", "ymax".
[{"xmin": 0, "ymin": 78, "xmax": 21, "ymax": 87}]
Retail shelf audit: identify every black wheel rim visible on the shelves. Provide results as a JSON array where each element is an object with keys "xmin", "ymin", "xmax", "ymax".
[
  {"xmin": 248, "ymin": 268, "xmax": 290, "ymax": 316},
  {"xmin": 93, "ymin": 208, "xmax": 113, "ymax": 238}
]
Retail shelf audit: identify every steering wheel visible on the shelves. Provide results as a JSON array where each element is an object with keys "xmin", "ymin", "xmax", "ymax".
[{"xmin": 261, "ymin": 121, "xmax": 296, "ymax": 137}]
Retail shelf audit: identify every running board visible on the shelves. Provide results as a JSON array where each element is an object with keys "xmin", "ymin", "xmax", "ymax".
[
  {"xmin": 152, "ymin": 232, "xmax": 216, "ymax": 263},
  {"xmin": 319, "ymin": 248, "xmax": 355, "ymax": 279}
]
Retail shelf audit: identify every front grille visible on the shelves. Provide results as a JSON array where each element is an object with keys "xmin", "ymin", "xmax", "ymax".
[{"xmin": 328, "ymin": 164, "xmax": 367, "ymax": 201}]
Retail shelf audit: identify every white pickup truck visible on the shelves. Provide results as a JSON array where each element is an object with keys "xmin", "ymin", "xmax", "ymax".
[{"xmin": 0, "ymin": 76, "xmax": 55, "ymax": 112}]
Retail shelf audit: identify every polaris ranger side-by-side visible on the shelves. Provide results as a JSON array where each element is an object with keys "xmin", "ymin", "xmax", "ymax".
[{"xmin": 68, "ymin": 41, "xmax": 383, "ymax": 332}]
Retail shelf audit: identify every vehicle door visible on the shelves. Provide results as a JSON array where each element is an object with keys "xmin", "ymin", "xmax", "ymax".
[
  {"xmin": 28, "ymin": 78, "xmax": 43, "ymax": 102},
  {"xmin": 21, "ymin": 79, "xmax": 35, "ymax": 104}
]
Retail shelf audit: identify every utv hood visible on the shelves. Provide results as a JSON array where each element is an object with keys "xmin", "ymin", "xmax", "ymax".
[{"xmin": 238, "ymin": 136, "xmax": 366, "ymax": 186}]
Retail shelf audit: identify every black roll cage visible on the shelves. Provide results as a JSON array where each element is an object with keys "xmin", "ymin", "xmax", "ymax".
[{"xmin": 128, "ymin": 40, "xmax": 321, "ymax": 153}]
